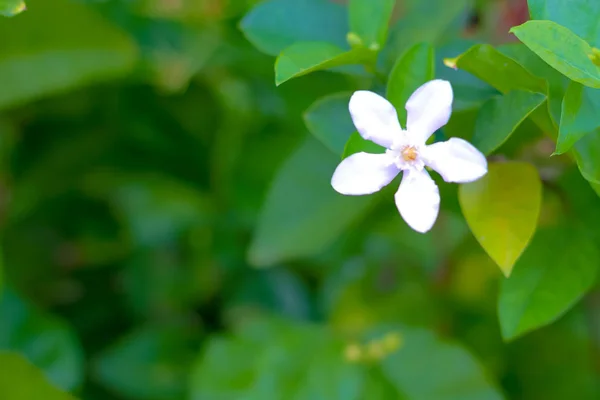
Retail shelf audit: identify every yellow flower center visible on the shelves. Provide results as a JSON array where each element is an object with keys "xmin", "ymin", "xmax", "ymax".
[{"xmin": 401, "ymin": 146, "xmax": 418, "ymax": 162}]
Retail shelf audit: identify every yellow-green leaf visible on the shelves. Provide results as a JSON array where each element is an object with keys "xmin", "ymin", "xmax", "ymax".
[
  {"xmin": 0, "ymin": 0, "xmax": 25, "ymax": 17},
  {"xmin": 0, "ymin": 352, "xmax": 76, "ymax": 400},
  {"xmin": 459, "ymin": 162, "xmax": 542, "ymax": 276}
]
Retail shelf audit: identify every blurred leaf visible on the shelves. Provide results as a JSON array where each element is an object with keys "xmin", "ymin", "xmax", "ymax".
[
  {"xmin": 386, "ymin": 42, "xmax": 435, "ymax": 125},
  {"xmin": 380, "ymin": 0, "xmax": 468, "ymax": 71},
  {"xmin": 0, "ymin": 0, "xmax": 25, "ymax": 16},
  {"xmin": 189, "ymin": 317, "xmax": 365, "ymax": 400},
  {"xmin": 511, "ymin": 21, "xmax": 600, "ymax": 89},
  {"xmin": 348, "ymin": 0, "xmax": 395, "ymax": 49},
  {"xmin": 446, "ymin": 44, "xmax": 546, "ymax": 94},
  {"xmin": 506, "ymin": 308, "xmax": 600, "ymax": 399},
  {"xmin": 240, "ymin": 0, "xmax": 348, "ymax": 57},
  {"xmin": 379, "ymin": 326, "xmax": 503, "ymax": 400},
  {"xmin": 459, "ymin": 162, "xmax": 542, "ymax": 277},
  {"xmin": 0, "ymin": 352, "xmax": 76, "ymax": 400},
  {"xmin": 224, "ymin": 268, "xmax": 313, "ymax": 323},
  {"xmin": 108, "ymin": 175, "xmax": 212, "ymax": 247},
  {"xmin": 248, "ymin": 137, "xmax": 374, "ymax": 267},
  {"xmin": 275, "ymin": 42, "xmax": 369, "ymax": 86},
  {"xmin": 498, "ymin": 225, "xmax": 600, "ymax": 340},
  {"xmin": 472, "ymin": 91, "xmax": 546, "ymax": 155},
  {"xmin": 527, "ymin": 0, "xmax": 600, "ymax": 47},
  {"xmin": 0, "ymin": 289, "xmax": 84, "ymax": 391},
  {"xmin": 93, "ymin": 324, "xmax": 198, "ymax": 400},
  {"xmin": 0, "ymin": 0, "xmax": 136, "ymax": 109},
  {"xmin": 304, "ymin": 92, "xmax": 354, "ymax": 155},
  {"xmin": 121, "ymin": 248, "xmax": 210, "ymax": 318},
  {"xmin": 342, "ymin": 131, "xmax": 386, "ymax": 159},
  {"xmin": 557, "ymin": 82, "xmax": 600, "ymax": 154}
]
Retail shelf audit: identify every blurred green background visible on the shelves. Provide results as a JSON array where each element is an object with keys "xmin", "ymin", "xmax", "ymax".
[{"xmin": 1, "ymin": 0, "xmax": 600, "ymax": 399}]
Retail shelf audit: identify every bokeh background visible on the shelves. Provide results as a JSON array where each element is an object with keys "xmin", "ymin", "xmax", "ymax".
[{"xmin": 1, "ymin": 0, "xmax": 599, "ymax": 399}]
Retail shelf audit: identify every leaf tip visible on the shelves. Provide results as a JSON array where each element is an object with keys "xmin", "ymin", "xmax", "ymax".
[{"xmin": 443, "ymin": 57, "xmax": 458, "ymax": 70}]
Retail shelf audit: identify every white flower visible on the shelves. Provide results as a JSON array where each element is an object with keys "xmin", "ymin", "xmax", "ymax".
[{"xmin": 331, "ymin": 79, "xmax": 487, "ymax": 233}]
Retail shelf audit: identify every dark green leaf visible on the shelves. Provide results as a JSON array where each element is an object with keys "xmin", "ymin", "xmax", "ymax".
[
  {"xmin": 511, "ymin": 21, "xmax": 600, "ymax": 89},
  {"xmin": 557, "ymin": 82, "xmax": 600, "ymax": 154},
  {"xmin": 498, "ymin": 225, "xmax": 600, "ymax": 340},
  {"xmin": 304, "ymin": 92, "xmax": 354, "ymax": 155},
  {"xmin": 342, "ymin": 132, "xmax": 386, "ymax": 159},
  {"xmin": 459, "ymin": 162, "xmax": 542, "ymax": 277},
  {"xmin": 0, "ymin": 0, "xmax": 25, "ymax": 16},
  {"xmin": 0, "ymin": 0, "xmax": 136, "ymax": 109},
  {"xmin": 275, "ymin": 42, "xmax": 369, "ymax": 86},
  {"xmin": 248, "ymin": 137, "xmax": 374, "ymax": 267},
  {"xmin": 472, "ymin": 91, "xmax": 546, "ymax": 155},
  {"xmin": 0, "ymin": 289, "xmax": 84, "ymax": 391},
  {"xmin": 386, "ymin": 42, "xmax": 435, "ymax": 125},
  {"xmin": 0, "ymin": 352, "xmax": 76, "ymax": 400},
  {"xmin": 240, "ymin": 0, "xmax": 348, "ymax": 57},
  {"xmin": 528, "ymin": 0, "xmax": 600, "ymax": 47},
  {"xmin": 349, "ymin": 0, "xmax": 395, "ymax": 49}
]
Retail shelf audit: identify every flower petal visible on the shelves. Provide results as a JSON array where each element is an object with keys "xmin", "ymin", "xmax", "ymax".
[
  {"xmin": 406, "ymin": 79, "xmax": 453, "ymax": 142},
  {"xmin": 349, "ymin": 91, "xmax": 402, "ymax": 148},
  {"xmin": 331, "ymin": 152, "xmax": 400, "ymax": 195},
  {"xmin": 423, "ymin": 138, "xmax": 488, "ymax": 183},
  {"xmin": 395, "ymin": 168, "xmax": 440, "ymax": 233}
]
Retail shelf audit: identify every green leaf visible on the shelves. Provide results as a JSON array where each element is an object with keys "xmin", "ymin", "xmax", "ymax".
[
  {"xmin": 437, "ymin": 40, "xmax": 500, "ymax": 112},
  {"xmin": 573, "ymin": 129, "xmax": 600, "ymax": 184},
  {"xmin": 380, "ymin": 0, "xmax": 469, "ymax": 71},
  {"xmin": 348, "ymin": 0, "xmax": 395, "ymax": 49},
  {"xmin": 93, "ymin": 325, "xmax": 196, "ymax": 400},
  {"xmin": 498, "ymin": 43, "xmax": 569, "ymax": 126},
  {"xmin": 445, "ymin": 44, "xmax": 546, "ymax": 94},
  {"xmin": 510, "ymin": 21, "xmax": 600, "ymax": 89},
  {"xmin": 304, "ymin": 92, "xmax": 354, "ymax": 156},
  {"xmin": 386, "ymin": 42, "xmax": 435, "ymax": 125},
  {"xmin": 556, "ymin": 82, "xmax": 600, "ymax": 154},
  {"xmin": 240, "ymin": 0, "xmax": 348, "ymax": 57},
  {"xmin": 0, "ymin": 289, "xmax": 84, "ymax": 391},
  {"xmin": 0, "ymin": 352, "xmax": 76, "ymax": 400},
  {"xmin": 248, "ymin": 137, "xmax": 374, "ymax": 267},
  {"xmin": 0, "ymin": 0, "xmax": 136, "ymax": 109},
  {"xmin": 498, "ymin": 225, "xmax": 600, "ymax": 340},
  {"xmin": 189, "ymin": 318, "xmax": 365, "ymax": 399},
  {"xmin": 342, "ymin": 132, "xmax": 386, "ymax": 159},
  {"xmin": 528, "ymin": 0, "xmax": 600, "ymax": 47},
  {"xmin": 380, "ymin": 327, "xmax": 503, "ymax": 399},
  {"xmin": 275, "ymin": 42, "xmax": 368, "ymax": 86},
  {"xmin": 472, "ymin": 91, "xmax": 546, "ymax": 155},
  {"xmin": 0, "ymin": 0, "xmax": 25, "ymax": 16},
  {"xmin": 459, "ymin": 162, "xmax": 542, "ymax": 277}
]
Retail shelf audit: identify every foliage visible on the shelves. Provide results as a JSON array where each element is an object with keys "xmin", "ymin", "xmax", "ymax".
[{"xmin": 1, "ymin": 0, "xmax": 600, "ymax": 399}]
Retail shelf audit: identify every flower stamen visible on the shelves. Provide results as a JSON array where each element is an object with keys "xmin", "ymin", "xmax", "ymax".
[{"xmin": 401, "ymin": 146, "xmax": 418, "ymax": 162}]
